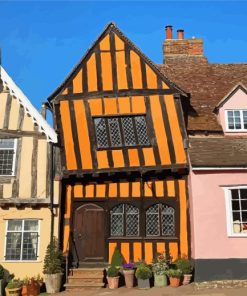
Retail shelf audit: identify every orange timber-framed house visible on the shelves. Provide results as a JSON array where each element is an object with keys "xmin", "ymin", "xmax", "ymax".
[{"xmin": 47, "ymin": 23, "xmax": 190, "ymax": 270}]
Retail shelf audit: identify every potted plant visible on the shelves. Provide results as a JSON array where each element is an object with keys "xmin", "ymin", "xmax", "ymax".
[
  {"xmin": 122, "ymin": 263, "xmax": 135, "ymax": 288},
  {"xmin": 5, "ymin": 279, "xmax": 22, "ymax": 296},
  {"xmin": 21, "ymin": 277, "xmax": 40, "ymax": 296},
  {"xmin": 106, "ymin": 266, "xmax": 119, "ymax": 289},
  {"xmin": 152, "ymin": 253, "xmax": 169, "ymax": 287},
  {"xmin": 135, "ymin": 263, "xmax": 152, "ymax": 289},
  {"xmin": 174, "ymin": 257, "xmax": 193, "ymax": 285},
  {"xmin": 43, "ymin": 237, "xmax": 63, "ymax": 294},
  {"xmin": 0, "ymin": 265, "xmax": 5, "ymax": 296},
  {"xmin": 166, "ymin": 269, "xmax": 182, "ymax": 288}
]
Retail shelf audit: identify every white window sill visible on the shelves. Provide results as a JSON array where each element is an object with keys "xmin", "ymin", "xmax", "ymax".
[
  {"xmin": 228, "ymin": 234, "xmax": 247, "ymax": 238},
  {"xmin": 1, "ymin": 260, "xmax": 41, "ymax": 263}
]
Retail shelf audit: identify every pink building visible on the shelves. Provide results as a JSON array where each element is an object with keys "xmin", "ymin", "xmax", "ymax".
[{"xmin": 159, "ymin": 26, "xmax": 247, "ymax": 281}]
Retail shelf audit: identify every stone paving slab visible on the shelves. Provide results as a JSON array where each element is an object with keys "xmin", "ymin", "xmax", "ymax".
[{"xmin": 53, "ymin": 285, "xmax": 247, "ymax": 296}]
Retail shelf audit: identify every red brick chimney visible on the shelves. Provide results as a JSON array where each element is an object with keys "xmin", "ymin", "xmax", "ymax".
[
  {"xmin": 165, "ymin": 25, "xmax": 173, "ymax": 40},
  {"xmin": 163, "ymin": 26, "xmax": 207, "ymax": 63},
  {"xmin": 177, "ymin": 29, "xmax": 184, "ymax": 40}
]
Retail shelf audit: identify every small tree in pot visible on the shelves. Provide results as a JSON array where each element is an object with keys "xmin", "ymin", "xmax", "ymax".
[
  {"xmin": 135, "ymin": 263, "xmax": 152, "ymax": 289},
  {"xmin": 43, "ymin": 237, "xmax": 63, "ymax": 294},
  {"xmin": 107, "ymin": 266, "xmax": 119, "ymax": 289},
  {"xmin": 174, "ymin": 257, "xmax": 193, "ymax": 285}
]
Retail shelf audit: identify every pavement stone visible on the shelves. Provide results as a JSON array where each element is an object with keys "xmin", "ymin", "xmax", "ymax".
[{"xmin": 53, "ymin": 285, "xmax": 247, "ymax": 296}]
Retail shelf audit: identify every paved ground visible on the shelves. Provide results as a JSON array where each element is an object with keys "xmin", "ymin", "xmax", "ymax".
[{"xmin": 53, "ymin": 285, "xmax": 247, "ymax": 296}]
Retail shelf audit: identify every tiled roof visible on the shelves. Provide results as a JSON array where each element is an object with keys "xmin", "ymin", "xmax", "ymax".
[
  {"xmin": 158, "ymin": 61, "xmax": 247, "ymax": 131},
  {"xmin": 0, "ymin": 66, "xmax": 57, "ymax": 143},
  {"xmin": 189, "ymin": 137, "xmax": 247, "ymax": 167}
]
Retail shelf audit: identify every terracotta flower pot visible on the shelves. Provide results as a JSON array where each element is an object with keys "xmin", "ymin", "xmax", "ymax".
[
  {"xmin": 169, "ymin": 277, "xmax": 180, "ymax": 288},
  {"xmin": 183, "ymin": 274, "xmax": 192, "ymax": 285},
  {"xmin": 107, "ymin": 276, "xmax": 119, "ymax": 289},
  {"xmin": 22, "ymin": 282, "xmax": 40, "ymax": 296},
  {"xmin": 123, "ymin": 270, "xmax": 134, "ymax": 288}
]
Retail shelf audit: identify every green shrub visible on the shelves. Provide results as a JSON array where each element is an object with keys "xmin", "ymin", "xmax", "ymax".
[
  {"xmin": 166, "ymin": 268, "xmax": 182, "ymax": 278},
  {"xmin": 6, "ymin": 279, "xmax": 22, "ymax": 289},
  {"xmin": 0, "ymin": 264, "xmax": 4, "ymax": 279},
  {"xmin": 135, "ymin": 266, "xmax": 152, "ymax": 280},
  {"xmin": 110, "ymin": 247, "xmax": 123, "ymax": 267},
  {"xmin": 174, "ymin": 258, "xmax": 193, "ymax": 274},
  {"xmin": 43, "ymin": 237, "xmax": 63, "ymax": 274},
  {"xmin": 107, "ymin": 266, "xmax": 119, "ymax": 277}
]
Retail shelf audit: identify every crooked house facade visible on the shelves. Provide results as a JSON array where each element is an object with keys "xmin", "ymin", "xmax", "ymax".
[{"xmin": 47, "ymin": 23, "xmax": 190, "ymax": 268}]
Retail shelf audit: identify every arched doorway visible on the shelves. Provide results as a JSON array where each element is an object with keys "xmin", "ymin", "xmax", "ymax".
[{"xmin": 74, "ymin": 203, "xmax": 105, "ymax": 262}]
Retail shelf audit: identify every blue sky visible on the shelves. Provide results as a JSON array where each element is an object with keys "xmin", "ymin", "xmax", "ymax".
[{"xmin": 0, "ymin": 1, "xmax": 246, "ymax": 112}]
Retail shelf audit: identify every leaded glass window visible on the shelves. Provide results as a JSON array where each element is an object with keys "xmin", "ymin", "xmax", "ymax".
[
  {"xmin": 0, "ymin": 138, "xmax": 17, "ymax": 176},
  {"xmin": 5, "ymin": 220, "xmax": 39, "ymax": 261},
  {"xmin": 94, "ymin": 118, "xmax": 108, "ymax": 148},
  {"xmin": 94, "ymin": 115, "xmax": 150, "ymax": 149},
  {"xmin": 110, "ymin": 204, "xmax": 139, "ymax": 237},
  {"xmin": 146, "ymin": 204, "xmax": 175, "ymax": 237},
  {"xmin": 135, "ymin": 116, "xmax": 149, "ymax": 145}
]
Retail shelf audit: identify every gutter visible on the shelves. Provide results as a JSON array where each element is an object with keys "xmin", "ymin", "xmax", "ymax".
[{"xmin": 192, "ymin": 167, "xmax": 247, "ymax": 171}]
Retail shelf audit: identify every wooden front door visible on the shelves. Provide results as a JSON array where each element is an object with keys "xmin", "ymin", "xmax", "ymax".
[{"xmin": 74, "ymin": 204, "xmax": 105, "ymax": 262}]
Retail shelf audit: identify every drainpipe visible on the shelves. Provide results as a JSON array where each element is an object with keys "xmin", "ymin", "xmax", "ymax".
[{"xmin": 49, "ymin": 141, "xmax": 54, "ymax": 242}]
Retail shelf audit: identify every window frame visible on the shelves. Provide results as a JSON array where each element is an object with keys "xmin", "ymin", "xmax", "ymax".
[
  {"xmin": 109, "ymin": 201, "xmax": 177, "ymax": 239},
  {"xmin": 224, "ymin": 186, "xmax": 247, "ymax": 237},
  {"xmin": 110, "ymin": 203, "xmax": 140, "ymax": 237},
  {"xmin": 0, "ymin": 138, "xmax": 17, "ymax": 176},
  {"xmin": 93, "ymin": 114, "xmax": 151, "ymax": 150},
  {"xmin": 225, "ymin": 109, "xmax": 247, "ymax": 132},
  {"xmin": 4, "ymin": 219, "xmax": 40, "ymax": 262}
]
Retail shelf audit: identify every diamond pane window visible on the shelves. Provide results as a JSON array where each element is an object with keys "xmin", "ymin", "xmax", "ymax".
[
  {"xmin": 226, "ymin": 110, "xmax": 247, "ymax": 131},
  {"xmin": 108, "ymin": 118, "xmax": 122, "ymax": 147},
  {"xmin": 121, "ymin": 117, "xmax": 136, "ymax": 146},
  {"xmin": 135, "ymin": 116, "xmax": 150, "ymax": 145},
  {"xmin": 94, "ymin": 118, "xmax": 108, "ymax": 148},
  {"xmin": 94, "ymin": 115, "xmax": 150, "ymax": 148},
  {"xmin": 0, "ymin": 138, "xmax": 17, "ymax": 176},
  {"xmin": 146, "ymin": 204, "xmax": 159, "ymax": 236},
  {"xmin": 161, "ymin": 205, "xmax": 175, "ymax": 236},
  {"xmin": 110, "ymin": 204, "xmax": 139, "ymax": 237},
  {"xmin": 146, "ymin": 204, "xmax": 175, "ymax": 237},
  {"xmin": 5, "ymin": 220, "xmax": 39, "ymax": 261}
]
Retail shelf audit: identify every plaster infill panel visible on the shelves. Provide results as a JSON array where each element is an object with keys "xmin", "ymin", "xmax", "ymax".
[{"xmin": 190, "ymin": 169, "xmax": 247, "ymax": 259}]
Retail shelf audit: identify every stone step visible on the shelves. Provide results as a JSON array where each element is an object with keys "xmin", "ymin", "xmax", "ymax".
[
  {"xmin": 70, "ymin": 268, "xmax": 105, "ymax": 277},
  {"xmin": 64, "ymin": 282, "xmax": 104, "ymax": 289},
  {"xmin": 68, "ymin": 277, "xmax": 103, "ymax": 284}
]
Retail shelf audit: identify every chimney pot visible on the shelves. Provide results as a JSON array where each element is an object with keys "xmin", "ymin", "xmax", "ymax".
[
  {"xmin": 177, "ymin": 29, "xmax": 184, "ymax": 40},
  {"xmin": 165, "ymin": 25, "xmax": 173, "ymax": 40}
]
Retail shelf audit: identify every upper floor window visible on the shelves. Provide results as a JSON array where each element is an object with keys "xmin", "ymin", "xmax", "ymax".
[
  {"xmin": 224, "ymin": 187, "xmax": 247, "ymax": 237},
  {"xmin": 5, "ymin": 220, "xmax": 39, "ymax": 261},
  {"xmin": 94, "ymin": 115, "xmax": 150, "ymax": 149},
  {"xmin": 0, "ymin": 138, "xmax": 17, "ymax": 176},
  {"xmin": 226, "ymin": 110, "xmax": 247, "ymax": 131}
]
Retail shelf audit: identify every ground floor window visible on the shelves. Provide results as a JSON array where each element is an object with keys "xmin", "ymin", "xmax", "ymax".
[
  {"xmin": 110, "ymin": 203, "xmax": 176, "ymax": 237},
  {"xmin": 225, "ymin": 187, "xmax": 247, "ymax": 236},
  {"xmin": 5, "ymin": 220, "xmax": 39, "ymax": 261}
]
